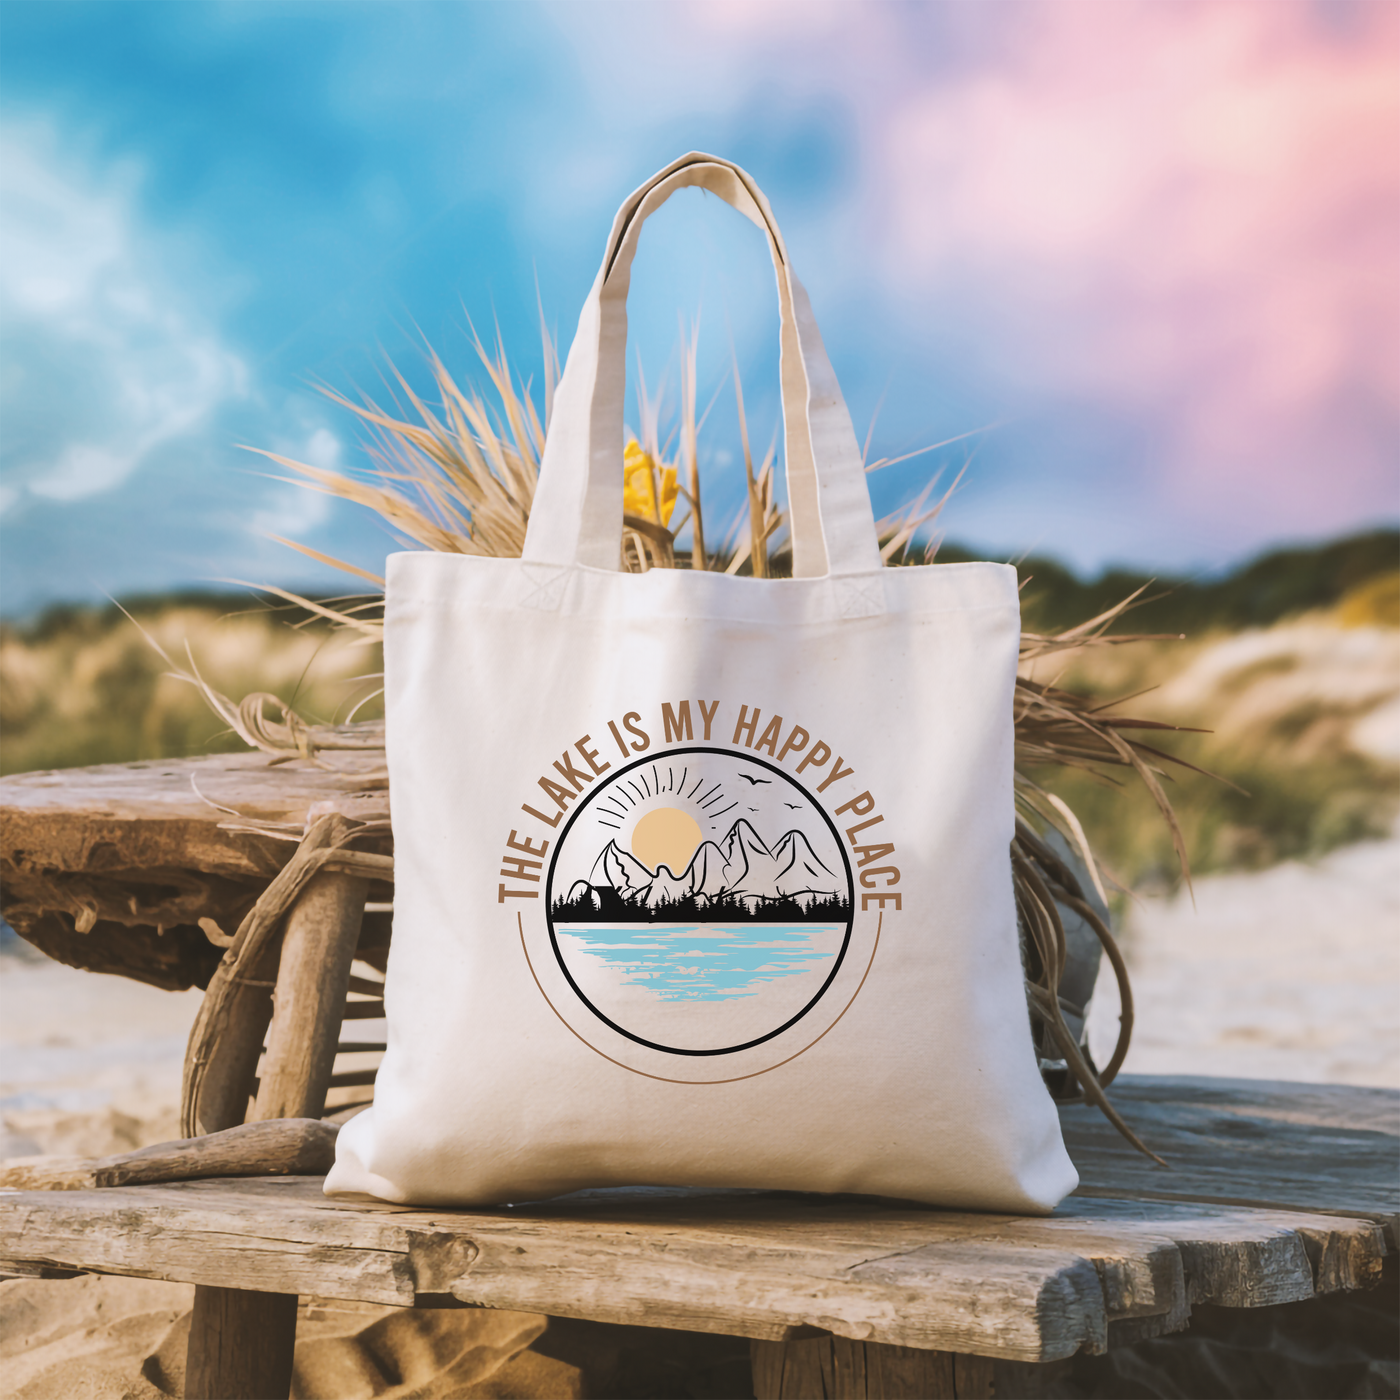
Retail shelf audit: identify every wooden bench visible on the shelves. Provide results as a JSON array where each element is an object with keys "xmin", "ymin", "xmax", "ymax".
[{"xmin": 3, "ymin": 752, "xmax": 1396, "ymax": 1398}]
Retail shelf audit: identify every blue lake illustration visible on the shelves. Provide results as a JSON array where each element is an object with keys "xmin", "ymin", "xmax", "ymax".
[
  {"xmin": 555, "ymin": 923, "xmax": 842, "ymax": 1001},
  {"xmin": 553, "ymin": 922, "xmax": 848, "ymax": 1051}
]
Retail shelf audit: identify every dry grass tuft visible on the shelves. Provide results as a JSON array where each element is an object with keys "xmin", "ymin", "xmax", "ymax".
[
  {"xmin": 249, "ymin": 330, "xmax": 551, "ymax": 591},
  {"xmin": 1015, "ymin": 589, "xmax": 1211, "ymax": 892}
]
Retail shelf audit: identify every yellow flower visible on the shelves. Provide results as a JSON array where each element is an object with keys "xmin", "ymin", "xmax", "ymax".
[{"xmin": 623, "ymin": 438, "xmax": 678, "ymax": 526}]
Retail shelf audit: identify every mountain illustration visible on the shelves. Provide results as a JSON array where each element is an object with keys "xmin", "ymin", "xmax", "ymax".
[
  {"xmin": 558, "ymin": 820, "xmax": 849, "ymax": 923},
  {"xmin": 589, "ymin": 843, "xmax": 653, "ymax": 899}
]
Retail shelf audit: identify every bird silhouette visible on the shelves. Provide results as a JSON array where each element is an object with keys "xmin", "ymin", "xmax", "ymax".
[
  {"xmin": 784, "ymin": 802, "xmax": 801, "ymax": 809},
  {"xmin": 739, "ymin": 774, "xmax": 771, "ymax": 785}
]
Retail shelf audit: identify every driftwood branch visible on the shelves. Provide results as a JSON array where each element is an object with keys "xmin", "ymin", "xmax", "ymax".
[
  {"xmin": 0, "ymin": 1118, "xmax": 338, "ymax": 1192},
  {"xmin": 181, "ymin": 816, "xmax": 393, "ymax": 1137},
  {"xmin": 251, "ymin": 816, "xmax": 369, "ymax": 1121}
]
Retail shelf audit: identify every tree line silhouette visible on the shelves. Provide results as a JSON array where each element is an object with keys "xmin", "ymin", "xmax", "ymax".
[{"xmin": 550, "ymin": 885, "xmax": 852, "ymax": 924}]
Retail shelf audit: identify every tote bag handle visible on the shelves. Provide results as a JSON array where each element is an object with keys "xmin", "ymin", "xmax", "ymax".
[{"xmin": 521, "ymin": 153, "xmax": 882, "ymax": 579}]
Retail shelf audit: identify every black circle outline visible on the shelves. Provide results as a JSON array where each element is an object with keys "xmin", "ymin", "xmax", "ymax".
[{"xmin": 543, "ymin": 745, "xmax": 855, "ymax": 1056}]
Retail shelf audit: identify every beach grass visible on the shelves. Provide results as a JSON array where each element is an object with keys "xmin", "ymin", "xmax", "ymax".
[
  {"xmin": 1022, "ymin": 606, "xmax": 1399, "ymax": 895},
  {"xmin": 0, "ymin": 598, "xmax": 382, "ymax": 777}
]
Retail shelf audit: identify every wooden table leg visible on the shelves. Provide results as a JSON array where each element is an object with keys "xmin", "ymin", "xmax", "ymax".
[
  {"xmin": 181, "ymin": 813, "xmax": 368, "ymax": 1139},
  {"xmin": 250, "ymin": 822, "xmax": 368, "ymax": 1122},
  {"xmin": 752, "ymin": 1336, "xmax": 996, "ymax": 1399},
  {"xmin": 184, "ymin": 1285, "xmax": 297, "ymax": 1399},
  {"xmin": 185, "ymin": 814, "xmax": 368, "ymax": 1399}
]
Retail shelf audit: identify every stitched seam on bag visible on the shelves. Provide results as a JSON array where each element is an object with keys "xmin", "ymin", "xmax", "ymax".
[
  {"xmin": 835, "ymin": 576, "xmax": 886, "ymax": 619},
  {"xmin": 394, "ymin": 577, "xmax": 1016, "ymax": 620},
  {"xmin": 519, "ymin": 564, "xmax": 569, "ymax": 612},
  {"xmin": 391, "ymin": 593, "xmax": 1014, "ymax": 623}
]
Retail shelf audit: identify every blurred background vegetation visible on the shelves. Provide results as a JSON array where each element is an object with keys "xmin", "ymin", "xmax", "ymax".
[
  {"xmin": 1011, "ymin": 527, "xmax": 1399, "ymax": 890},
  {"xmin": 1, "ymin": 529, "xmax": 1394, "ymax": 897},
  {"xmin": 0, "ymin": 595, "xmax": 383, "ymax": 777}
]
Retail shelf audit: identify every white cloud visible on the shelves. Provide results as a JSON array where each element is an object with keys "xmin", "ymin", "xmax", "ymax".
[
  {"xmin": 248, "ymin": 424, "xmax": 340, "ymax": 541},
  {"xmin": 0, "ymin": 123, "xmax": 248, "ymax": 512}
]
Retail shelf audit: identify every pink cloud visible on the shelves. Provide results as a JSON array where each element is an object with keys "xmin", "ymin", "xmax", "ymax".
[
  {"xmin": 875, "ymin": 5, "xmax": 1396, "ymax": 507},
  {"xmin": 679, "ymin": 1, "xmax": 1400, "ymax": 531}
]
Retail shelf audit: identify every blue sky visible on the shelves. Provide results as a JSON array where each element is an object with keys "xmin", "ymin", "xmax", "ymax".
[{"xmin": 2, "ymin": 1, "xmax": 1396, "ymax": 614}]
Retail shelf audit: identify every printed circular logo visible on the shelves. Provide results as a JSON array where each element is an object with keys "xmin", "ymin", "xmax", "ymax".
[{"xmin": 542, "ymin": 747, "xmax": 856, "ymax": 1062}]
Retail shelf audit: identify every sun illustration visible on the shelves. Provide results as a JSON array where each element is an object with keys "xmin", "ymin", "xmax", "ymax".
[
  {"xmin": 630, "ymin": 806, "xmax": 703, "ymax": 875},
  {"xmin": 592, "ymin": 762, "xmax": 739, "ymax": 866}
]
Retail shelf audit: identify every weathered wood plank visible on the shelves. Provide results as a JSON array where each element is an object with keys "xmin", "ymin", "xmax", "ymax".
[
  {"xmin": 0, "ymin": 747, "xmax": 389, "ymax": 987},
  {"xmin": 0, "ymin": 749, "xmax": 387, "ymax": 857},
  {"xmin": 0, "ymin": 1176, "xmax": 1386, "ymax": 1362},
  {"xmin": 0, "ymin": 1179, "xmax": 1104, "ymax": 1357},
  {"xmin": 450, "ymin": 1219, "xmax": 1106, "ymax": 1359},
  {"xmin": 1047, "ymin": 1196, "xmax": 1387, "ymax": 1303},
  {"xmin": 471, "ymin": 1180, "xmax": 1385, "ymax": 1319},
  {"xmin": 0, "ymin": 1179, "xmax": 422, "ymax": 1305},
  {"xmin": 1062, "ymin": 1075, "xmax": 1400, "ymax": 1238}
]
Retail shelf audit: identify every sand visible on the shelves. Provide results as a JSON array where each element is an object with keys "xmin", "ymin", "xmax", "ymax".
[
  {"xmin": 0, "ymin": 1273, "xmax": 754, "ymax": 1399},
  {"xmin": 1087, "ymin": 825, "xmax": 1400, "ymax": 1090},
  {"xmin": 0, "ymin": 951, "xmax": 202, "ymax": 1160}
]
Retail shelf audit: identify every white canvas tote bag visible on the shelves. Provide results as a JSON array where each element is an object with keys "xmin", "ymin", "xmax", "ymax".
[{"xmin": 326, "ymin": 153, "xmax": 1078, "ymax": 1213}]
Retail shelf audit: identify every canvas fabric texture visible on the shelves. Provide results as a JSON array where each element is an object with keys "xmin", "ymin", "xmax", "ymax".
[{"xmin": 326, "ymin": 153, "xmax": 1078, "ymax": 1213}]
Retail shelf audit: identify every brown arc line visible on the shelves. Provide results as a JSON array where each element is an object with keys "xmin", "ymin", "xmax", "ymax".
[{"xmin": 517, "ymin": 912, "xmax": 882, "ymax": 1085}]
